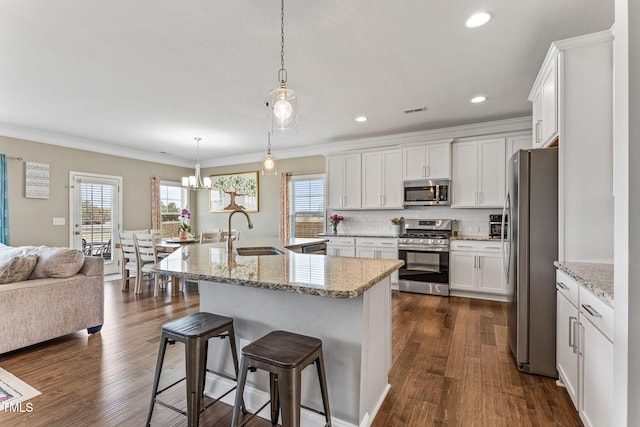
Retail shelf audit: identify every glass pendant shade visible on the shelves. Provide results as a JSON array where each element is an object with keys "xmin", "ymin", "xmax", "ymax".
[
  {"xmin": 267, "ymin": 84, "xmax": 297, "ymax": 134},
  {"xmin": 262, "ymin": 152, "xmax": 277, "ymax": 176}
]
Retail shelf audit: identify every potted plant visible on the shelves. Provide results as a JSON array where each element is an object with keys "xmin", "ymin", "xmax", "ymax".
[
  {"xmin": 328, "ymin": 214, "xmax": 344, "ymax": 235},
  {"xmin": 179, "ymin": 208, "xmax": 192, "ymax": 240}
]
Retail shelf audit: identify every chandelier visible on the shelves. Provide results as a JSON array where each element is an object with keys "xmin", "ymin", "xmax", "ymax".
[
  {"xmin": 181, "ymin": 137, "xmax": 212, "ymax": 190},
  {"xmin": 266, "ymin": 0, "xmax": 297, "ymax": 134}
]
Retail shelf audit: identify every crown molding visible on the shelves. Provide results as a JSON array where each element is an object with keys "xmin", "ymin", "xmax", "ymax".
[
  {"xmin": 0, "ymin": 123, "xmax": 194, "ymax": 168},
  {"xmin": 1, "ymin": 116, "xmax": 532, "ymax": 169}
]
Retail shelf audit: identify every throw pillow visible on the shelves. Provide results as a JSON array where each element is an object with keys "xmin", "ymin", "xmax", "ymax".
[
  {"xmin": 0, "ymin": 255, "xmax": 39, "ymax": 284},
  {"xmin": 29, "ymin": 247, "xmax": 85, "ymax": 279}
]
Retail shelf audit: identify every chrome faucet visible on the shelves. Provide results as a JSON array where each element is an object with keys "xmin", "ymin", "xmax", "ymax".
[{"xmin": 227, "ymin": 207, "xmax": 254, "ymax": 251}]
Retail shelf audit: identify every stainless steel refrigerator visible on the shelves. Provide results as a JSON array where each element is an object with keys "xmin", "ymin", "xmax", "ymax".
[{"xmin": 504, "ymin": 147, "xmax": 558, "ymax": 378}]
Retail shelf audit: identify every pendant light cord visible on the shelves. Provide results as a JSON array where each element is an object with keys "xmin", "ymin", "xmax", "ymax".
[
  {"xmin": 267, "ymin": 132, "xmax": 272, "ymax": 154},
  {"xmin": 278, "ymin": 0, "xmax": 287, "ymax": 84}
]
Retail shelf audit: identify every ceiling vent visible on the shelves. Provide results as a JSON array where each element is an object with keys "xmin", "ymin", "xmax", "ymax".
[{"xmin": 402, "ymin": 106, "xmax": 428, "ymax": 114}]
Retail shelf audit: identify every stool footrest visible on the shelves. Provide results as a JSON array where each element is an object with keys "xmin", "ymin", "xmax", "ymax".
[
  {"xmin": 235, "ymin": 399, "xmax": 272, "ymax": 427},
  {"xmin": 154, "ymin": 398, "xmax": 187, "ymax": 417},
  {"xmin": 300, "ymin": 403, "xmax": 327, "ymax": 418}
]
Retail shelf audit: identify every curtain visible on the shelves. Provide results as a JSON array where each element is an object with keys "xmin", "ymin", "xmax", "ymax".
[
  {"xmin": 0, "ymin": 155, "xmax": 9, "ymax": 245},
  {"xmin": 151, "ymin": 176, "xmax": 161, "ymax": 231},
  {"xmin": 279, "ymin": 172, "xmax": 291, "ymax": 243}
]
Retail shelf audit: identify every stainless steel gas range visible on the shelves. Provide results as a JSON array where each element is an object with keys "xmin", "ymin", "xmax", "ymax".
[{"xmin": 398, "ymin": 219, "xmax": 451, "ymax": 296}]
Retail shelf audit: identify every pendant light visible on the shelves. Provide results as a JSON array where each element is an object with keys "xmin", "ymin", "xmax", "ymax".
[
  {"xmin": 262, "ymin": 132, "xmax": 277, "ymax": 176},
  {"xmin": 181, "ymin": 137, "xmax": 212, "ymax": 190},
  {"xmin": 266, "ymin": 0, "xmax": 297, "ymax": 134}
]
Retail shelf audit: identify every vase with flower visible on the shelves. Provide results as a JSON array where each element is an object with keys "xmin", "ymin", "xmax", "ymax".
[
  {"xmin": 179, "ymin": 208, "xmax": 192, "ymax": 240},
  {"xmin": 328, "ymin": 214, "xmax": 344, "ymax": 235}
]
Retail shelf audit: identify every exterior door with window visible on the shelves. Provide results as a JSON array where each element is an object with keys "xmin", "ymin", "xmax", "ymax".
[{"xmin": 70, "ymin": 172, "xmax": 122, "ymax": 275}]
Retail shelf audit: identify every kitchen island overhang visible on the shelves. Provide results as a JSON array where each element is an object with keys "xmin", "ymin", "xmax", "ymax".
[{"xmin": 152, "ymin": 239, "xmax": 403, "ymax": 427}]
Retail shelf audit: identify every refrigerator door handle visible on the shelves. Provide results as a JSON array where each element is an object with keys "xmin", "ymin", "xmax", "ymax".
[{"xmin": 502, "ymin": 192, "xmax": 510, "ymax": 280}]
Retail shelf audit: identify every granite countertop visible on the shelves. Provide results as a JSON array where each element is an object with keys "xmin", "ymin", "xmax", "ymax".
[
  {"xmin": 318, "ymin": 233, "xmax": 399, "ymax": 238},
  {"xmin": 554, "ymin": 261, "xmax": 614, "ymax": 307},
  {"xmin": 451, "ymin": 236, "xmax": 502, "ymax": 241},
  {"xmin": 152, "ymin": 237, "xmax": 403, "ymax": 299}
]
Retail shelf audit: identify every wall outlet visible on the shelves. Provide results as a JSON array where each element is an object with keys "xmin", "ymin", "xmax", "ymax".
[{"xmin": 52, "ymin": 217, "xmax": 65, "ymax": 225}]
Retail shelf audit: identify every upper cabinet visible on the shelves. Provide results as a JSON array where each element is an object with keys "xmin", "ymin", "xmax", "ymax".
[
  {"xmin": 402, "ymin": 142, "xmax": 451, "ymax": 181},
  {"xmin": 326, "ymin": 153, "xmax": 362, "ymax": 209},
  {"xmin": 451, "ymin": 138, "xmax": 505, "ymax": 208},
  {"xmin": 362, "ymin": 149, "xmax": 403, "ymax": 209},
  {"xmin": 530, "ymin": 55, "xmax": 558, "ymax": 148},
  {"xmin": 532, "ymin": 30, "xmax": 614, "ymax": 262}
]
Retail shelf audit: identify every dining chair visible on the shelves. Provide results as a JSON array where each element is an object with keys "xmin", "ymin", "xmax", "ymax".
[
  {"xmin": 150, "ymin": 229, "xmax": 170, "ymax": 260},
  {"xmin": 134, "ymin": 233, "xmax": 167, "ymax": 295},
  {"xmin": 119, "ymin": 232, "xmax": 138, "ymax": 292},
  {"xmin": 200, "ymin": 230, "xmax": 222, "ymax": 243}
]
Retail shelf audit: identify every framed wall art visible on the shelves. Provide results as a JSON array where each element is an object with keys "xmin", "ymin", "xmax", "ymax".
[{"xmin": 209, "ymin": 171, "xmax": 259, "ymax": 212}]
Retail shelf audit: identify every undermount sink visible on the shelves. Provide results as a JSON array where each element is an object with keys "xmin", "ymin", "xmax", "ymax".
[{"xmin": 236, "ymin": 246, "xmax": 284, "ymax": 256}]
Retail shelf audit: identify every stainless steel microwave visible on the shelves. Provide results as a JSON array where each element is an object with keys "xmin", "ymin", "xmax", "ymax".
[{"xmin": 403, "ymin": 179, "xmax": 450, "ymax": 206}]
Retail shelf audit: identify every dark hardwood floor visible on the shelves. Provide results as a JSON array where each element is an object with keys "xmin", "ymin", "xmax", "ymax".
[{"xmin": 0, "ymin": 278, "xmax": 581, "ymax": 426}]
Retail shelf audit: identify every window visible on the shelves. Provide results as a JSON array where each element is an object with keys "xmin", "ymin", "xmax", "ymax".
[
  {"xmin": 160, "ymin": 181, "xmax": 187, "ymax": 237},
  {"xmin": 290, "ymin": 174, "xmax": 325, "ymax": 238}
]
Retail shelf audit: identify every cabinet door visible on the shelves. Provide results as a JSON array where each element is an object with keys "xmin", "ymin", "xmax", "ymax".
[
  {"xmin": 355, "ymin": 247, "xmax": 377, "ymax": 258},
  {"xmin": 427, "ymin": 143, "xmax": 451, "ymax": 179},
  {"xmin": 343, "ymin": 154, "xmax": 362, "ymax": 209},
  {"xmin": 402, "ymin": 145, "xmax": 427, "ymax": 180},
  {"xmin": 476, "ymin": 253, "xmax": 506, "ymax": 294},
  {"xmin": 362, "ymin": 151, "xmax": 383, "ymax": 209},
  {"xmin": 326, "ymin": 156, "xmax": 345, "ymax": 209},
  {"xmin": 382, "ymin": 149, "xmax": 403, "ymax": 208},
  {"xmin": 328, "ymin": 246, "xmax": 356, "ymax": 257},
  {"xmin": 532, "ymin": 88, "xmax": 544, "ymax": 148},
  {"xmin": 580, "ymin": 318, "xmax": 613, "ymax": 427},
  {"xmin": 449, "ymin": 252, "xmax": 476, "ymax": 291},
  {"xmin": 540, "ymin": 57, "xmax": 558, "ymax": 145},
  {"xmin": 557, "ymin": 292, "xmax": 579, "ymax": 409},
  {"xmin": 477, "ymin": 138, "xmax": 506, "ymax": 207},
  {"xmin": 451, "ymin": 141, "xmax": 478, "ymax": 207}
]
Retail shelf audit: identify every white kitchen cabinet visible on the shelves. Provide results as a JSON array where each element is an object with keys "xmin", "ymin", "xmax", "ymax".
[
  {"xmin": 530, "ymin": 55, "xmax": 558, "ymax": 148},
  {"xmin": 451, "ymin": 138, "xmax": 505, "ymax": 208},
  {"xmin": 532, "ymin": 30, "xmax": 613, "ymax": 262},
  {"xmin": 362, "ymin": 149, "xmax": 403, "ymax": 209},
  {"xmin": 556, "ymin": 270, "xmax": 579, "ymax": 408},
  {"xmin": 450, "ymin": 241, "xmax": 506, "ymax": 297},
  {"xmin": 554, "ymin": 268, "xmax": 614, "ymax": 427},
  {"xmin": 506, "ymin": 135, "xmax": 532, "ymax": 161},
  {"xmin": 402, "ymin": 141, "xmax": 451, "ymax": 180},
  {"xmin": 355, "ymin": 237, "xmax": 399, "ymax": 284},
  {"xmin": 326, "ymin": 154, "xmax": 361, "ymax": 209},
  {"xmin": 325, "ymin": 236, "xmax": 356, "ymax": 257}
]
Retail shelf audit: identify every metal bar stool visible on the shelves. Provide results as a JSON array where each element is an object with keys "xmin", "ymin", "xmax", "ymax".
[
  {"xmin": 146, "ymin": 312, "xmax": 245, "ymax": 427},
  {"xmin": 231, "ymin": 330, "xmax": 331, "ymax": 427}
]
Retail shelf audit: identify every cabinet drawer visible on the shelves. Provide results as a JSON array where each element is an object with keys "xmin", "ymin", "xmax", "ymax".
[
  {"xmin": 450, "ymin": 240, "xmax": 503, "ymax": 252},
  {"xmin": 355, "ymin": 237, "xmax": 398, "ymax": 248},
  {"xmin": 579, "ymin": 287, "xmax": 614, "ymax": 342},
  {"xmin": 556, "ymin": 270, "xmax": 579, "ymax": 308},
  {"xmin": 325, "ymin": 237, "xmax": 355, "ymax": 247}
]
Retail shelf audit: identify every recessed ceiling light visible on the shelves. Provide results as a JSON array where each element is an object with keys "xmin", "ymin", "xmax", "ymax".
[
  {"xmin": 470, "ymin": 96, "xmax": 487, "ymax": 103},
  {"xmin": 355, "ymin": 116, "xmax": 368, "ymax": 122},
  {"xmin": 465, "ymin": 12, "xmax": 491, "ymax": 28}
]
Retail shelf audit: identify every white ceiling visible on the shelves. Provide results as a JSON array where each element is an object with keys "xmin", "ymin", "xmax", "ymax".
[{"xmin": 0, "ymin": 1, "xmax": 614, "ymax": 167}]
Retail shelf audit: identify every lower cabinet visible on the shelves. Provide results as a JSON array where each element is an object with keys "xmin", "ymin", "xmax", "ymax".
[
  {"xmin": 555, "ymin": 269, "xmax": 613, "ymax": 427},
  {"xmin": 355, "ymin": 238, "xmax": 399, "ymax": 284},
  {"xmin": 325, "ymin": 236, "xmax": 399, "ymax": 285},
  {"xmin": 450, "ymin": 240, "xmax": 506, "ymax": 297},
  {"xmin": 326, "ymin": 237, "xmax": 356, "ymax": 257}
]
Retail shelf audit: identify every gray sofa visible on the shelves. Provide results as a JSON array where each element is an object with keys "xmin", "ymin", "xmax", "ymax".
[{"xmin": 0, "ymin": 252, "xmax": 104, "ymax": 354}]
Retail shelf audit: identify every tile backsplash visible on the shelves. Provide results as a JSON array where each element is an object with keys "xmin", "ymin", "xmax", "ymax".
[{"xmin": 328, "ymin": 206, "xmax": 502, "ymax": 237}]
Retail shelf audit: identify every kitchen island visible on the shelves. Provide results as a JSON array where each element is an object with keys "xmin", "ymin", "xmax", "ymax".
[{"xmin": 152, "ymin": 238, "xmax": 403, "ymax": 427}]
